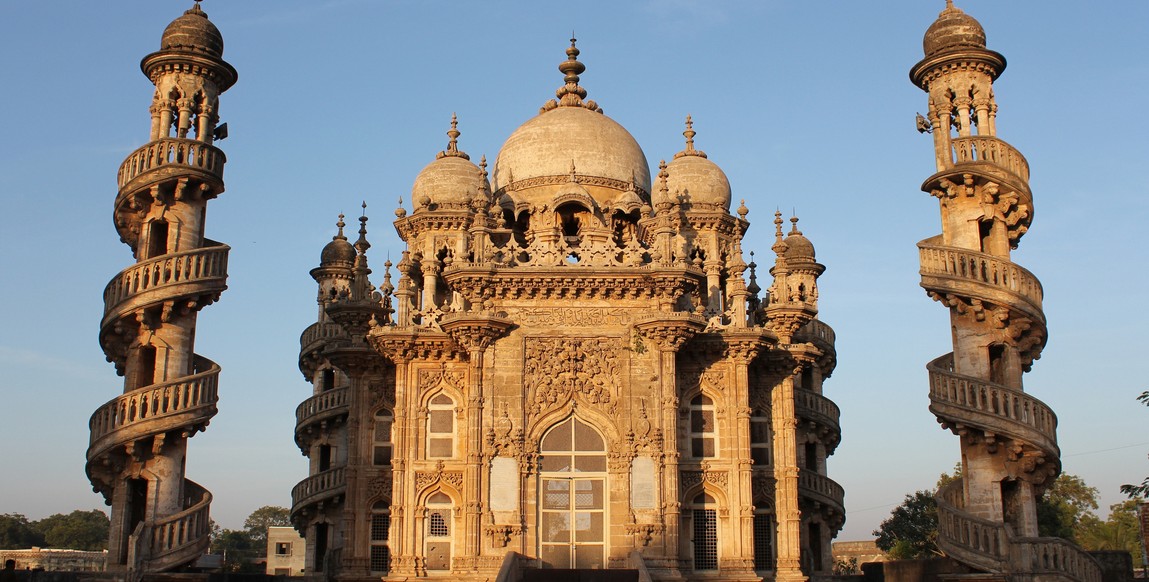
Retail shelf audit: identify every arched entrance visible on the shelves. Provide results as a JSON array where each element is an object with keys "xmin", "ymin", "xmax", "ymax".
[{"xmin": 538, "ymin": 416, "xmax": 607, "ymax": 569}]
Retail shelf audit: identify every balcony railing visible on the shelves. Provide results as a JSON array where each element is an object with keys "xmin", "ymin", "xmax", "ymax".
[
  {"xmin": 794, "ymin": 390, "xmax": 840, "ymax": 434},
  {"xmin": 927, "ymin": 354, "xmax": 1058, "ymax": 457},
  {"xmin": 300, "ymin": 321, "xmax": 349, "ymax": 352},
  {"xmin": 918, "ymin": 242, "xmax": 1043, "ymax": 318},
  {"xmin": 936, "ymin": 479, "xmax": 1009, "ymax": 572},
  {"xmin": 296, "ymin": 387, "xmax": 350, "ymax": 428},
  {"xmin": 946, "ymin": 136, "xmax": 1030, "ymax": 183},
  {"xmin": 291, "ymin": 467, "xmax": 346, "ymax": 513},
  {"xmin": 88, "ymin": 356, "xmax": 219, "ymax": 460},
  {"xmin": 118, "ymin": 137, "xmax": 225, "ymax": 191},
  {"xmin": 103, "ymin": 243, "xmax": 229, "ymax": 326},
  {"xmin": 797, "ymin": 469, "xmax": 844, "ymax": 514},
  {"xmin": 1012, "ymin": 537, "xmax": 1102, "ymax": 582},
  {"xmin": 794, "ymin": 319, "xmax": 835, "ymax": 347}
]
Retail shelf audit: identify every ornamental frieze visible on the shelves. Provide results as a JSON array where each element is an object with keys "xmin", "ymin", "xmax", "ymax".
[
  {"xmin": 680, "ymin": 468, "xmax": 728, "ymax": 490},
  {"xmin": 418, "ymin": 368, "xmax": 465, "ymax": 392},
  {"xmin": 502, "ymin": 307, "xmax": 633, "ymax": 327}
]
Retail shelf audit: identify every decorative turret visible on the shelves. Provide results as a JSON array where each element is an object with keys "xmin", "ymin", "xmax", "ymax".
[
  {"xmin": 912, "ymin": 4, "xmax": 1100, "ymax": 580},
  {"xmin": 88, "ymin": 2, "xmax": 235, "ymax": 574}
]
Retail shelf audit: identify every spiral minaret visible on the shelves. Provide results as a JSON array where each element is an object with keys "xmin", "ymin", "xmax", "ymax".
[
  {"xmin": 86, "ymin": 3, "xmax": 236, "ymax": 574},
  {"xmin": 911, "ymin": 3, "xmax": 1099, "ymax": 581}
]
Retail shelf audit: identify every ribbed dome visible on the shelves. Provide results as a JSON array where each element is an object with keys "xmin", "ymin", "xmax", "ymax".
[
  {"xmin": 923, "ymin": 2, "xmax": 986, "ymax": 57},
  {"xmin": 320, "ymin": 216, "xmax": 356, "ymax": 266},
  {"xmin": 160, "ymin": 4, "xmax": 224, "ymax": 57},
  {"xmin": 783, "ymin": 232, "xmax": 815, "ymax": 261},
  {"xmin": 660, "ymin": 117, "xmax": 731, "ymax": 210},
  {"xmin": 494, "ymin": 106, "xmax": 651, "ymax": 195}
]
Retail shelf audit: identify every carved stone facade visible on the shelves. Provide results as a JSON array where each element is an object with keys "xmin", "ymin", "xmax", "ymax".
[
  {"xmin": 88, "ymin": 4, "xmax": 235, "ymax": 576},
  {"xmin": 912, "ymin": 3, "xmax": 1101, "ymax": 581},
  {"xmin": 291, "ymin": 40, "xmax": 842, "ymax": 582}
]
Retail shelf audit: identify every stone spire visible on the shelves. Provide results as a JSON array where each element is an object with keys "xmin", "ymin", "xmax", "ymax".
[
  {"xmin": 674, "ymin": 115, "xmax": 708, "ymax": 159},
  {"xmin": 436, "ymin": 113, "xmax": 470, "ymax": 160},
  {"xmin": 541, "ymin": 38, "xmax": 601, "ymax": 113}
]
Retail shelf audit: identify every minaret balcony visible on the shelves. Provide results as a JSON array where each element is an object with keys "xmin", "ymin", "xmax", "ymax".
[
  {"xmin": 927, "ymin": 354, "xmax": 1058, "ymax": 459},
  {"xmin": 918, "ymin": 242, "xmax": 1044, "ymax": 325},
  {"xmin": 117, "ymin": 137, "xmax": 226, "ymax": 198},
  {"xmin": 87, "ymin": 356, "xmax": 220, "ymax": 469},
  {"xmin": 794, "ymin": 390, "xmax": 841, "ymax": 452},
  {"xmin": 932, "ymin": 135, "xmax": 1031, "ymax": 198},
  {"xmin": 294, "ymin": 387, "xmax": 350, "ymax": 452},
  {"xmin": 291, "ymin": 467, "xmax": 346, "ymax": 519},
  {"xmin": 101, "ymin": 243, "xmax": 230, "ymax": 333},
  {"xmin": 138, "ymin": 479, "xmax": 212, "ymax": 572},
  {"xmin": 797, "ymin": 469, "xmax": 844, "ymax": 516},
  {"xmin": 793, "ymin": 319, "xmax": 835, "ymax": 352},
  {"xmin": 300, "ymin": 321, "xmax": 350, "ymax": 359}
]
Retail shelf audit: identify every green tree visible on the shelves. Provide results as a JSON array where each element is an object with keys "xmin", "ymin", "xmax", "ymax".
[
  {"xmin": 1037, "ymin": 473, "xmax": 1099, "ymax": 540},
  {"xmin": 242, "ymin": 506, "xmax": 290, "ymax": 556},
  {"xmin": 1077, "ymin": 500, "xmax": 1144, "ymax": 569},
  {"xmin": 873, "ymin": 490, "xmax": 940, "ymax": 559},
  {"xmin": 1121, "ymin": 391, "xmax": 1149, "ymax": 499},
  {"xmin": 210, "ymin": 528, "xmax": 261, "ymax": 573},
  {"xmin": 32, "ymin": 510, "xmax": 109, "ymax": 551},
  {"xmin": 0, "ymin": 514, "xmax": 44, "ymax": 549}
]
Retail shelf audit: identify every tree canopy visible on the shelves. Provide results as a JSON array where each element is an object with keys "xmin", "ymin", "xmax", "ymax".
[
  {"xmin": 0, "ymin": 514, "xmax": 43, "ymax": 550},
  {"xmin": 32, "ymin": 510, "xmax": 110, "ymax": 551},
  {"xmin": 1120, "ymin": 391, "xmax": 1149, "ymax": 499},
  {"xmin": 873, "ymin": 490, "xmax": 940, "ymax": 559},
  {"xmin": 209, "ymin": 506, "xmax": 292, "ymax": 573}
]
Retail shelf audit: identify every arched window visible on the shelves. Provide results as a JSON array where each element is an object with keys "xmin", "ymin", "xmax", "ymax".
[
  {"xmin": 373, "ymin": 410, "xmax": 393, "ymax": 466},
  {"xmin": 691, "ymin": 493, "xmax": 718, "ymax": 571},
  {"xmin": 539, "ymin": 417, "xmax": 606, "ymax": 569},
  {"xmin": 369, "ymin": 501, "xmax": 390, "ymax": 573},
  {"xmin": 689, "ymin": 395, "xmax": 717, "ymax": 458},
  {"xmin": 427, "ymin": 394, "xmax": 454, "ymax": 459},
  {"xmin": 425, "ymin": 492, "xmax": 452, "ymax": 571}
]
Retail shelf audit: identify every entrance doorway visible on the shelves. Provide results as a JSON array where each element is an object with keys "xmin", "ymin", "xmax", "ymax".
[{"xmin": 538, "ymin": 417, "xmax": 606, "ymax": 569}]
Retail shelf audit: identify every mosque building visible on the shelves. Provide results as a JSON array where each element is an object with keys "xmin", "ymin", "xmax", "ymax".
[{"xmin": 88, "ymin": 3, "xmax": 1101, "ymax": 582}]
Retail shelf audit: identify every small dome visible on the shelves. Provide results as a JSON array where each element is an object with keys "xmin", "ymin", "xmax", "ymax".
[
  {"xmin": 661, "ymin": 117, "xmax": 731, "ymax": 210},
  {"xmin": 411, "ymin": 116, "xmax": 486, "ymax": 208},
  {"xmin": 782, "ymin": 217, "xmax": 815, "ymax": 261},
  {"xmin": 320, "ymin": 216, "xmax": 356, "ymax": 266},
  {"xmin": 160, "ymin": 4, "xmax": 224, "ymax": 57},
  {"xmin": 923, "ymin": 2, "xmax": 986, "ymax": 57}
]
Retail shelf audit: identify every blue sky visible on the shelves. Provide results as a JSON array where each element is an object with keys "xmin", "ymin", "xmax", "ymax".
[{"xmin": 1, "ymin": 1, "xmax": 1146, "ymax": 542}]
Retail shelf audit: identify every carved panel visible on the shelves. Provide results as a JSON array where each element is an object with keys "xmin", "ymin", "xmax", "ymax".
[
  {"xmin": 524, "ymin": 337, "xmax": 621, "ymax": 417},
  {"xmin": 418, "ymin": 367, "xmax": 465, "ymax": 393},
  {"xmin": 502, "ymin": 307, "xmax": 633, "ymax": 327}
]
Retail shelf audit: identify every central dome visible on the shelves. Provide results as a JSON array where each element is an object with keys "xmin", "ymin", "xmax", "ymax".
[{"xmin": 492, "ymin": 40, "xmax": 651, "ymax": 208}]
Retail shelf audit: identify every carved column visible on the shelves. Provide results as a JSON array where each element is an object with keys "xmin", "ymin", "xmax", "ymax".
[
  {"xmin": 723, "ymin": 334, "xmax": 763, "ymax": 573},
  {"xmin": 771, "ymin": 360, "xmax": 805, "ymax": 582}
]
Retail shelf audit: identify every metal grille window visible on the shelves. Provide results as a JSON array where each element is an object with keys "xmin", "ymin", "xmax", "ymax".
[
  {"xmin": 753, "ymin": 513, "xmax": 775, "ymax": 571},
  {"xmin": 690, "ymin": 395, "xmax": 717, "ymax": 458},
  {"xmin": 369, "ymin": 505, "xmax": 390, "ymax": 573},
  {"xmin": 692, "ymin": 508, "xmax": 718, "ymax": 571},
  {"xmin": 428, "ymin": 511, "xmax": 449, "ymax": 537}
]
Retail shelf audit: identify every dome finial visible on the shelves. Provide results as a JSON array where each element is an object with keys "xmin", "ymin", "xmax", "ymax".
[
  {"xmin": 437, "ymin": 113, "xmax": 470, "ymax": 160},
  {"xmin": 790, "ymin": 214, "xmax": 802, "ymax": 235},
  {"xmin": 542, "ymin": 37, "xmax": 601, "ymax": 114},
  {"xmin": 674, "ymin": 115, "xmax": 708, "ymax": 159},
  {"xmin": 335, "ymin": 214, "xmax": 347, "ymax": 240},
  {"xmin": 355, "ymin": 202, "xmax": 371, "ymax": 254},
  {"xmin": 774, "ymin": 210, "xmax": 785, "ymax": 242}
]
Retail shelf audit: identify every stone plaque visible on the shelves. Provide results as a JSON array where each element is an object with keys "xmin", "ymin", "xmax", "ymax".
[
  {"xmin": 489, "ymin": 457, "xmax": 519, "ymax": 511},
  {"xmin": 631, "ymin": 456, "xmax": 656, "ymax": 509}
]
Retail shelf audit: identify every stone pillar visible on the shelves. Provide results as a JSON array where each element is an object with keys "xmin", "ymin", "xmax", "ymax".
[{"xmin": 772, "ymin": 372, "xmax": 806, "ymax": 582}]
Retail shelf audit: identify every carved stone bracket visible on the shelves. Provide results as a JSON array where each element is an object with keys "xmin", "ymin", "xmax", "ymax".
[{"xmin": 633, "ymin": 312, "xmax": 706, "ymax": 352}]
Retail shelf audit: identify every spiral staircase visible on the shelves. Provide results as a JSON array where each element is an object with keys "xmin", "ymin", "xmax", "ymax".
[{"xmin": 86, "ymin": 4, "xmax": 236, "ymax": 573}]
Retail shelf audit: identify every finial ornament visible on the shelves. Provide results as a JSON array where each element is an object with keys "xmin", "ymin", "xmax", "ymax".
[
  {"xmin": 774, "ymin": 211, "xmax": 784, "ymax": 241},
  {"xmin": 541, "ymin": 37, "xmax": 601, "ymax": 113},
  {"xmin": 335, "ymin": 214, "xmax": 347, "ymax": 240},
  {"xmin": 674, "ymin": 115, "xmax": 708, "ymax": 159},
  {"xmin": 437, "ymin": 113, "xmax": 470, "ymax": 160},
  {"xmin": 790, "ymin": 214, "xmax": 802, "ymax": 235}
]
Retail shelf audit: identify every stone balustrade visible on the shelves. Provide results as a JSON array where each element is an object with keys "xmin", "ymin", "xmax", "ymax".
[
  {"xmin": 918, "ymin": 243, "xmax": 1043, "ymax": 317},
  {"xmin": 147, "ymin": 482, "xmax": 211, "ymax": 568},
  {"xmin": 296, "ymin": 387, "xmax": 350, "ymax": 427},
  {"xmin": 797, "ymin": 469, "xmax": 844, "ymax": 514},
  {"xmin": 88, "ymin": 357, "xmax": 219, "ymax": 458},
  {"xmin": 794, "ymin": 318, "xmax": 835, "ymax": 347},
  {"xmin": 118, "ymin": 137, "xmax": 225, "ymax": 191},
  {"xmin": 935, "ymin": 479, "xmax": 1009, "ymax": 571},
  {"xmin": 1013, "ymin": 537, "xmax": 1102, "ymax": 582},
  {"xmin": 947, "ymin": 136, "xmax": 1030, "ymax": 183},
  {"xmin": 103, "ymin": 243, "xmax": 229, "ymax": 325},
  {"xmin": 291, "ymin": 467, "xmax": 346, "ymax": 513},
  {"xmin": 794, "ymin": 390, "xmax": 840, "ymax": 434},
  {"xmin": 300, "ymin": 321, "xmax": 349, "ymax": 351},
  {"xmin": 928, "ymin": 354, "xmax": 1058, "ymax": 455}
]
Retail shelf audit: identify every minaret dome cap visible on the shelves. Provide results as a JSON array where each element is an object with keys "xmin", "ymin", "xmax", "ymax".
[
  {"xmin": 160, "ymin": 3, "xmax": 224, "ymax": 57},
  {"xmin": 922, "ymin": 1, "xmax": 986, "ymax": 57}
]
